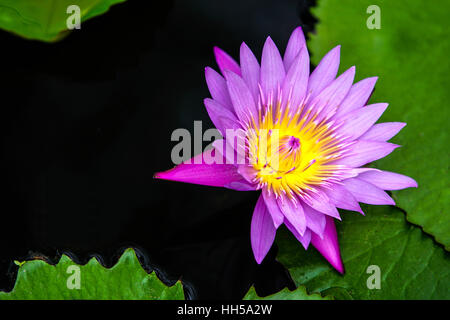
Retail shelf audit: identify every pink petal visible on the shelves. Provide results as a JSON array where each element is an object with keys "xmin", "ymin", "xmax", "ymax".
[
  {"xmin": 260, "ymin": 36, "xmax": 286, "ymax": 96},
  {"xmin": 285, "ymin": 221, "xmax": 311, "ymax": 249},
  {"xmin": 307, "ymin": 45, "xmax": 340, "ymax": 101},
  {"xmin": 281, "ymin": 47, "xmax": 309, "ymax": 114},
  {"xmin": 237, "ymin": 165, "xmax": 258, "ymax": 184},
  {"xmin": 240, "ymin": 42, "xmax": 261, "ymax": 102},
  {"xmin": 283, "ymin": 26, "xmax": 306, "ymax": 71},
  {"xmin": 311, "ymin": 216, "xmax": 344, "ymax": 274},
  {"xmin": 343, "ymin": 178, "xmax": 395, "ymax": 205},
  {"xmin": 307, "ymin": 66, "xmax": 355, "ymax": 122},
  {"xmin": 251, "ymin": 195, "xmax": 277, "ymax": 264},
  {"xmin": 262, "ymin": 188, "xmax": 284, "ymax": 228},
  {"xmin": 357, "ymin": 170, "xmax": 418, "ymax": 190},
  {"xmin": 333, "ymin": 141, "xmax": 399, "ymax": 168},
  {"xmin": 226, "ymin": 181, "xmax": 256, "ymax": 191},
  {"xmin": 217, "ymin": 117, "xmax": 242, "ymax": 132},
  {"xmin": 335, "ymin": 77, "xmax": 378, "ymax": 117},
  {"xmin": 324, "ymin": 184, "xmax": 363, "ymax": 214},
  {"xmin": 204, "ymin": 98, "xmax": 238, "ymax": 135},
  {"xmin": 213, "ymin": 46, "xmax": 241, "ymax": 76},
  {"xmin": 337, "ymin": 103, "xmax": 388, "ymax": 140},
  {"xmin": 277, "ymin": 197, "xmax": 307, "ymax": 236},
  {"xmin": 302, "ymin": 192, "xmax": 341, "ymax": 219},
  {"xmin": 359, "ymin": 122, "xmax": 406, "ymax": 142},
  {"xmin": 302, "ymin": 203, "xmax": 327, "ymax": 239},
  {"xmin": 205, "ymin": 67, "xmax": 234, "ymax": 113},
  {"xmin": 154, "ymin": 148, "xmax": 245, "ymax": 188},
  {"xmin": 225, "ymin": 70, "xmax": 258, "ymax": 123}
]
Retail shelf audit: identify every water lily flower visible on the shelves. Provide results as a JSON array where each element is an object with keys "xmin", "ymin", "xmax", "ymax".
[{"xmin": 155, "ymin": 27, "xmax": 417, "ymax": 273}]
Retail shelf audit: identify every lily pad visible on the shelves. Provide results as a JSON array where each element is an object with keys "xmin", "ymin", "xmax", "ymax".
[
  {"xmin": 0, "ymin": 248, "xmax": 184, "ymax": 300},
  {"xmin": 277, "ymin": 205, "xmax": 450, "ymax": 299},
  {"xmin": 308, "ymin": 0, "xmax": 450, "ymax": 249},
  {"xmin": 243, "ymin": 286, "xmax": 331, "ymax": 300},
  {"xmin": 0, "ymin": 0, "xmax": 126, "ymax": 42}
]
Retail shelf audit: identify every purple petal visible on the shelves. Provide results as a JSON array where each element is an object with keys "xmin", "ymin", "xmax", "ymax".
[
  {"xmin": 311, "ymin": 216, "xmax": 344, "ymax": 274},
  {"xmin": 204, "ymin": 98, "xmax": 238, "ymax": 135},
  {"xmin": 277, "ymin": 197, "xmax": 307, "ymax": 236},
  {"xmin": 335, "ymin": 77, "xmax": 378, "ymax": 117},
  {"xmin": 251, "ymin": 195, "xmax": 277, "ymax": 264},
  {"xmin": 333, "ymin": 141, "xmax": 399, "ymax": 167},
  {"xmin": 240, "ymin": 42, "xmax": 261, "ymax": 102},
  {"xmin": 359, "ymin": 122, "xmax": 406, "ymax": 141},
  {"xmin": 307, "ymin": 45, "xmax": 340, "ymax": 101},
  {"xmin": 283, "ymin": 26, "xmax": 306, "ymax": 71},
  {"xmin": 212, "ymin": 139, "xmax": 236, "ymax": 165},
  {"xmin": 225, "ymin": 70, "xmax": 258, "ymax": 123},
  {"xmin": 302, "ymin": 192, "xmax": 340, "ymax": 219},
  {"xmin": 324, "ymin": 184, "xmax": 363, "ymax": 214},
  {"xmin": 307, "ymin": 66, "xmax": 355, "ymax": 122},
  {"xmin": 225, "ymin": 181, "xmax": 256, "ymax": 191},
  {"xmin": 262, "ymin": 188, "xmax": 284, "ymax": 228},
  {"xmin": 260, "ymin": 36, "xmax": 286, "ymax": 96},
  {"xmin": 218, "ymin": 117, "xmax": 242, "ymax": 132},
  {"xmin": 213, "ymin": 46, "xmax": 241, "ymax": 76},
  {"xmin": 285, "ymin": 220, "xmax": 311, "ymax": 249},
  {"xmin": 214, "ymin": 127, "xmax": 248, "ymax": 165},
  {"xmin": 154, "ymin": 148, "xmax": 244, "ymax": 188},
  {"xmin": 237, "ymin": 165, "xmax": 258, "ymax": 184},
  {"xmin": 281, "ymin": 47, "xmax": 309, "ymax": 114},
  {"xmin": 358, "ymin": 170, "xmax": 418, "ymax": 190},
  {"xmin": 205, "ymin": 67, "xmax": 234, "ymax": 112},
  {"xmin": 337, "ymin": 103, "xmax": 388, "ymax": 140},
  {"xmin": 302, "ymin": 203, "xmax": 326, "ymax": 239},
  {"xmin": 343, "ymin": 178, "xmax": 395, "ymax": 205}
]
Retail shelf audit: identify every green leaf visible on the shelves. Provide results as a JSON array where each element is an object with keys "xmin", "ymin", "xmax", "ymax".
[
  {"xmin": 0, "ymin": 248, "xmax": 184, "ymax": 300},
  {"xmin": 0, "ymin": 0, "xmax": 126, "ymax": 42},
  {"xmin": 308, "ymin": 0, "xmax": 450, "ymax": 249},
  {"xmin": 243, "ymin": 286, "xmax": 332, "ymax": 300},
  {"xmin": 277, "ymin": 205, "xmax": 450, "ymax": 299}
]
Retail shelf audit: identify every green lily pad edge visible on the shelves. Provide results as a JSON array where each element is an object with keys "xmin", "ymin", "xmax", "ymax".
[
  {"xmin": 0, "ymin": 0, "xmax": 127, "ymax": 42},
  {"xmin": 0, "ymin": 248, "xmax": 185, "ymax": 300}
]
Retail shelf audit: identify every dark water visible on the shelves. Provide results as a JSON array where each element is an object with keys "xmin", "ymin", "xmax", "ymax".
[{"xmin": 0, "ymin": 0, "xmax": 317, "ymax": 299}]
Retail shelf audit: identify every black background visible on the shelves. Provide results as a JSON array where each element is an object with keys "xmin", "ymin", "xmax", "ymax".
[{"xmin": 0, "ymin": 0, "xmax": 318, "ymax": 299}]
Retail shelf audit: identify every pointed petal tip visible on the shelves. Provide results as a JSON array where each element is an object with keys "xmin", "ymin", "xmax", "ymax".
[
  {"xmin": 328, "ymin": 251, "xmax": 345, "ymax": 274},
  {"xmin": 323, "ymin": 247, "xmax": 344, "ymax": 274},
  {"xmin": 311, "ymin": 216, "xmax": 345, "ymax": 275},
  {"xmin": 240, "ymin": 41, "xmax": 249, "ymax": 50},
  {"xmin": 331, "ymin": 44, "xmax": 341, "ymax": 53},
  {"xmin": 153, "ymin": 170, "xmax": 169, "ymax": 180},
  {"xmin": 153, "ymin": 169, "xmax": 175, "ymax": 181},
  {"xmin": 255, "ymin": 255, "xmax": 264, "ymax": 265},
  {"xmin": 335, "ymin": 262, "xmax": 345, "ymax": 274},
  {"xmin": 291, "ymin": 26, "xmax": 304, "ymax": 37},
  {"xmin": 213, "ymin": 46, "xmax": 241, "ymax": 76},
  {"xmin": 263, "ymin": 36, "xmax": 277, "ymax": 48}
]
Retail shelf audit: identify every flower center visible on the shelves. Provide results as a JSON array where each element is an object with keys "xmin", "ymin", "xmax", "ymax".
[{"xmin": 246, "ymin": 103, "xmax": 346, "ymax": 198}]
